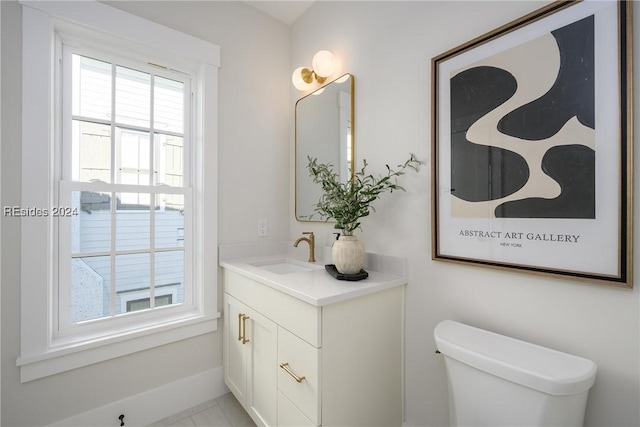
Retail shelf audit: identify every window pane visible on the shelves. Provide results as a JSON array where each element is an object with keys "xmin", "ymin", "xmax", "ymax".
[
  {"xmin": 155, "ymin": 294, "xmax": 173, "ymax": 307},
  {"xmin": 115, "ymin": 66, "xmax": 150, "ymax": 127},
  {"xmin": 154, "ymin": 77, "xmax": 184, "ymax": 133},
  {"xmin": 154, "ymin": 134, "xmax": 183, "ymax": 187},
  {"xmin": 126, "ymin": 297, "xmax": 151, "ymax": 312},
  {"xmin": 72, "ymin": 120, "xmax": 111, "ymax": 183},
  {"xmin": 72, "ymin": 191, "xmax": 112, "ymax": 253},
  {"xmin": 156, "ymin": 194, "xmax": 184, "ymax": 248},
  {"xmin": 125, "ymin": 295, "xmax": 172, "ymax": 312},
  {"xmin": 116, "ymin": 193, "xmax": 150, "ymax": 250},
  {"xmin": 115, "ymin": 253, "xmax": 150, "ymax": 315},
  {"xmin": 117, "ymin": 128, "xmax": 150, "ymax": 185},
  {"xmin": 71, "ymin": 255, "xmax": 110, "ymax": 323},
  {"xmin": 155, "ymin": 251, "xmax": 184, "ymax": 305},
  {"xmin": 62, "ymin": 47, "xmax": 196, "ymax": 333},
  {"xmin": 72, "ymin": 55, "xmax": 112, "ymax": 120}
]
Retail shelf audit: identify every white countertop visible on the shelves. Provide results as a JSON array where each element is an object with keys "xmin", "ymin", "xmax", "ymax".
[{"xmin": 220, "ymin": 255, "xmax": 407, "ymax": 307}]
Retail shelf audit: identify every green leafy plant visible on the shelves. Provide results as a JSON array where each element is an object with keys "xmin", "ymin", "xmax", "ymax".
[{"xmin": 307, "ymin": 154, "xmax": 420, "ymax": 235}]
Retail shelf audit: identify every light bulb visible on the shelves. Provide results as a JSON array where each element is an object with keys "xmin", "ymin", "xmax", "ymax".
[
  {"xmin": 292, "ymin": 67, "xmax": 311, "ymax": 91},
  {"xmin": 312, "ymin": 50, "xmax": 336, "ymax": 78}
]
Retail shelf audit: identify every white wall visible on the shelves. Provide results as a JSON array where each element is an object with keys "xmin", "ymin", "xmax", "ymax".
[
  {"xmin": 0, "ymin": 1, "xmax": 290, "ymax": 425},
  {"xmin": 290, "ymin": 2, "xmax": 640, "ymax": 426}
]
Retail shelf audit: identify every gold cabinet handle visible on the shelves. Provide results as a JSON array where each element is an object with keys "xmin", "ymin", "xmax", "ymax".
[
  {"xmin": 279, "ymin": 362, "xmax": 305, "ymax": 383},
  {"xmin": 241, "ymin": 315, "xmax": 250, "ymax": 344},
  {"xmin": 237, "ymin": 313, "xmax": 243, "ymax": 341}
]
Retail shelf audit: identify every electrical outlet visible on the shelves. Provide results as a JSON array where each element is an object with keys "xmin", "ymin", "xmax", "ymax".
[{"xmin": 257, "ymin": 219, "xmax": 268, "ymax": 237}]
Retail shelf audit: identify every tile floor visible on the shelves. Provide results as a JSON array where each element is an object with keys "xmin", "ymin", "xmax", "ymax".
[{"xmin": 148, "ymin": 392, "xmax": 256, "ymax": 427}]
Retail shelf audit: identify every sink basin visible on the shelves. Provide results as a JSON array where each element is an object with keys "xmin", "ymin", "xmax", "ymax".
[{"xmin": 249, "ymin": 259, "xmax": 320, "ymax": 275}]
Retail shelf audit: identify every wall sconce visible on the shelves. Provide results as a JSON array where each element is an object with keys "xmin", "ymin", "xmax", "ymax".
[{"xmin": 292, "ymin": 50, "xmax": 337, "ymax": 91}]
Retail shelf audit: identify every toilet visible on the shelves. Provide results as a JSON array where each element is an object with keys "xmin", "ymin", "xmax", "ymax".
[{"xmin": 434, "ymin": 320, "xmax": 597, "ymax": 426}]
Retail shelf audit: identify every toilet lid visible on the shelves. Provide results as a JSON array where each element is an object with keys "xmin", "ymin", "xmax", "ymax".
[{"xmin": 434, "ymin": 320, "xmax": 597, "ymax": 395}]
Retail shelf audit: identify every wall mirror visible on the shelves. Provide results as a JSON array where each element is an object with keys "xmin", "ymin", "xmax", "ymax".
[{"xmin": 295, "ymin": 73, "xmax": 354, "ymax": 221}]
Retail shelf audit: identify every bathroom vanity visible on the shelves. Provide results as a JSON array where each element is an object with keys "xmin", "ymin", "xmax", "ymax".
[{"xmin": 220, "ymin": 255, "xmax": 406, "ymax": 427}]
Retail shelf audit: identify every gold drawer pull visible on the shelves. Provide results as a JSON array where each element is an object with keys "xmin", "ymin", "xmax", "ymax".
[
  {"xmin": 237, "ymin": 313, "xmax": 250, "ymax": 344},
  {"xmin": 241, "ymin": 315, "xmax": 250, "ymax": 344},
  {"xmin": 280, "ymin": 362, "xmax": 306, "ymax": 383}
]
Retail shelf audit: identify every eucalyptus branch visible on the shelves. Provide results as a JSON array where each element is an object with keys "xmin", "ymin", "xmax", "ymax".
[{"xmin": 307, "ymin": 154, "xmax": 420, "ymax": 235}]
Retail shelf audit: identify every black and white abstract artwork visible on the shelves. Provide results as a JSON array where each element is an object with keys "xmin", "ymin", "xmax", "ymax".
[
  {"xmin": 433, "ymin": 1, "xmax": 632, "ymax": 286},
  {"xmin": 450, "ymin": 16, "xmax": 594, "ymax": 219}
]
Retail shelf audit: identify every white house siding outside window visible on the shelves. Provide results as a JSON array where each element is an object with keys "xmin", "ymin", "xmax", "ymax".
[{"xmin": 18, "ymin": 2, "xmax": 220, "ymax": 382}]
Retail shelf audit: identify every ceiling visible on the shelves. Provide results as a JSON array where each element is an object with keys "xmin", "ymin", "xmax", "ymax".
[{"xmin": 243, "ymin": 1, "xmax": 315, "ymax": 25}]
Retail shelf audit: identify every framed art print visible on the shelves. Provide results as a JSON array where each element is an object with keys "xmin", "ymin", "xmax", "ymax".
[{"xmin": 431, "ymin": 1, "xmax": 633, "ymax": 287}]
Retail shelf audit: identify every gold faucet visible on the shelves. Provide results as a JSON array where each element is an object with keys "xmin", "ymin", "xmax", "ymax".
[{"xmin": 294, "ymin": 232, "xmax": 316, "ymax": 263}]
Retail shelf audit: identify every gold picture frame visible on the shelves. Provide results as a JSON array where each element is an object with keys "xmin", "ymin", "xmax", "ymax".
[{"xmin": 431, "ymin": 1, "xmax": 633, "ymax": 287}]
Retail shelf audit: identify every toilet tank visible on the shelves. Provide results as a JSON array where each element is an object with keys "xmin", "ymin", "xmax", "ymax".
[{"xmin": 434, "ymin": 320, "xmax": 597, "ymax": 427}]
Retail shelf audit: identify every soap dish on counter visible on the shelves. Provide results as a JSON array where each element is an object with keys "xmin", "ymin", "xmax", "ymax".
[{"xmin": 325, "ymin": 264, "xmax": 369, "ymax": 281}]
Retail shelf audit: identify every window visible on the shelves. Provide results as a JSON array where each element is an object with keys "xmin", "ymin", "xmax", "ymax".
[
  {"xmin": 18, "ymin": 2, "xmax": 220, "ymax": 382},
  {"xmin": 57, "ymin": 49, "xmax": 193, "ymax": 336},
  {"xmin": 125, "ymin": 294, "xmax": 174, "ymax": 313}
]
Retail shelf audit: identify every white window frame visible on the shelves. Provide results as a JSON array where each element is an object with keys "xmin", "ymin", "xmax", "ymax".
[
  {"xmin": 57, "ymin": 45, "xmax": 194, "ymax": 338},
  {"xmin": 17, "ymin": 1, "xmax": 220, "ymax": 383}
]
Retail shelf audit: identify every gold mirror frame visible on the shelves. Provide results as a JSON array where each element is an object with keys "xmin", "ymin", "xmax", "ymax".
[{"xmin": 295, "ymin": 73, "xmax": 354, "ymax": 221}]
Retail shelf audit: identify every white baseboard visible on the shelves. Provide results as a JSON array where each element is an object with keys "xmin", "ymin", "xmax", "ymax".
[{"xmin": 49, "ymin": 366, "xmax": 228, "ymax": 427}]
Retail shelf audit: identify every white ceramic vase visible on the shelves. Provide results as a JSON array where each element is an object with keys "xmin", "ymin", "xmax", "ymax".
[{"xmin": 332, "ymin": 235, "xmax": 365, "ymax": 275}]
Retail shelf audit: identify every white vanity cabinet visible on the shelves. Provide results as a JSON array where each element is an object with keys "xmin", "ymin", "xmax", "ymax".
[{"xmin": 222, "ymin": 267, "xmax": 405, "ymax": 427}]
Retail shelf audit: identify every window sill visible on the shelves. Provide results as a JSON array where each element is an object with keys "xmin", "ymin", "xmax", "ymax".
[{"xmin": 17, "ymin": 312, "xmax": 220, "ymax": 383}]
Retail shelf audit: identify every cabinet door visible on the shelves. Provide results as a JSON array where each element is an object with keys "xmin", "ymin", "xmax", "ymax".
[
  {"xmin": 223, "ymin": 294, "xmax": 248, "ymax": 403},
  {"xmin": 245, "ymin": 305, "xmax": 278, "ymax": 427},
  {"xmin": 224, "ymin": 293, "xmax": 278, "ymax": 427}
]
